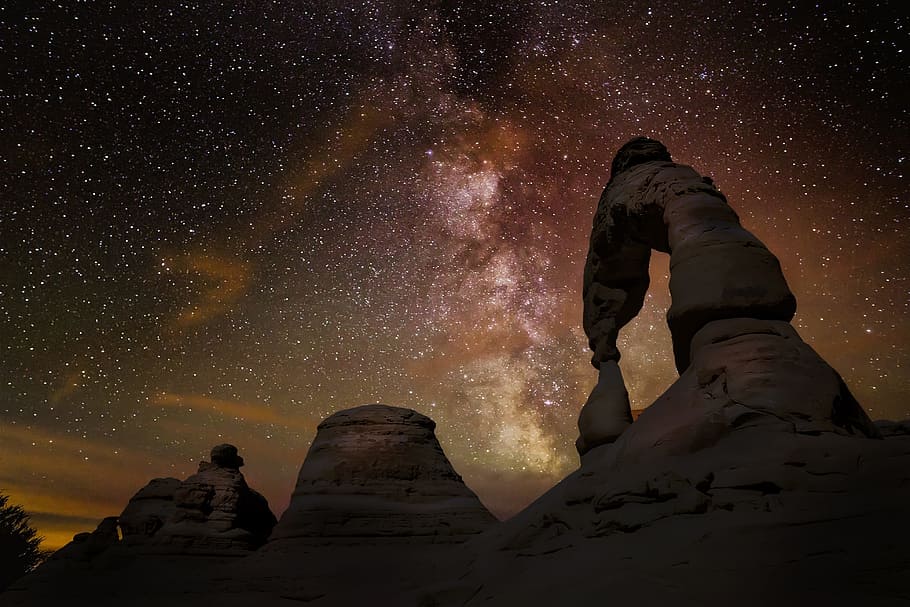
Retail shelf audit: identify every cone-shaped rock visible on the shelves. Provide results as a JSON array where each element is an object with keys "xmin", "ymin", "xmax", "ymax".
[{"xmin": 270, "ymin": 404, "xmax": 496, "ymax": 542}]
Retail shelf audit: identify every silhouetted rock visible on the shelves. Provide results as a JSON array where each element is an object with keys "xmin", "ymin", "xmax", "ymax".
[
  {"xmin": 210, "ymin": 443, "xmax": 244, "ymax": 468},
  {"xmin": 118, "ymin": 477, "xmax": 180, "ymax": 542},
  {"xmin": 152, "ymin": 444, "xmax": 277, "ymax": 552},
  {"xmin": 269, "ymin": 404, "xmax": 496, "ymax": 543},
  {"xmin": 576, "ymin": 137, "xmax": 877, "ymax": 455}
]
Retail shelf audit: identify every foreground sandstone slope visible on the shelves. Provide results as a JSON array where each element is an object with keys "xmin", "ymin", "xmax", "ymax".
[{"xmin": 422, "ymin": 364, "xmax": 910, "ymax": 605}]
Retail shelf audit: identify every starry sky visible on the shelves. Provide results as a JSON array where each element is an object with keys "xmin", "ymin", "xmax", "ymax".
[{"xmin": 1, "ymin": 1, "xmax": 907, "ymax": 550}]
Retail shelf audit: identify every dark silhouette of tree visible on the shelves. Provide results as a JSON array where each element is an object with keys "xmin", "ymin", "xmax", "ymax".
[{"xmin": 0, "ymin": 492, "xmax": 44, "ymax": 591}]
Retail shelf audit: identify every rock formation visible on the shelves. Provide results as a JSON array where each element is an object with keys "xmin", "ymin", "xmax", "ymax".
[
  {"xmin": 5, "ymin": 395, "xmax": 908, "ymax": 606},
  {"xmin": 269, "ymin": 404, "xmax": 496, "ymax": 543},
  {"xmin": 29, "ymin": 444, "xmax": 274, "ymax": 565},
  {"xmin": 577, "ymin": 136, "xmax": 879, "ymax": 454},
  {"xmin": 117, "ymin": 477, "xmax": 181, "ymax": 542},
  {"xmin": 145, "ymin": 443, "xmax": 276, "ymax": 552},
  {"xmin": 414, "ymin": 139, "xmax": 908, "ymax": 606},
  {"xmin": 4, "ymin": 140, "xmax": 907, "ymax": 606}
]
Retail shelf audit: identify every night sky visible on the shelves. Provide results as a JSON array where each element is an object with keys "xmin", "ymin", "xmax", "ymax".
[{"xmin": 2, "ymin": 1, "xmax": 907, "ymax": 550}]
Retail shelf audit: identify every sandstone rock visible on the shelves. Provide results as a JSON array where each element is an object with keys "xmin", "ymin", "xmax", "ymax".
[
  {"xmin": 153, "ymin": 444, "xmax": 277, "ymax": 551},
  {"xmin": 34, "ymin": 444, "xmax": 277, "ymax": 565},
  {"xmin": 583, "ymin": 137, "xmax": 795, "ymax": 376},
  {"xmin": 269, "ymin": 404, "xmax": 496, "ymax": 543},
  {"xmin": 427, "ymin": 419, "xmax": 910, "ymax": 605},
  {"xmin": 579, "ymin": 138, "xmax": 848, "ymax": 454},
  {"xmin": 576, "ymin": 361, "xmax": 633, "ymax": 455},
  {"xmin": 413, "ymin": 139, "xmax": 902, "ymax": 605},
  {"xmin": 118, "ymin": 477, "xmax": 180, "ymax": 542},
  {"xmin": 600, "ymin": 317, "xmax": 880, "ymax": 467}
]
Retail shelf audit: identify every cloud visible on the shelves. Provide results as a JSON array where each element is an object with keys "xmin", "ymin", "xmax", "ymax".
[
  {"xmin": 48, "ymin": 370, "xmax": 83, "ymax": 404},
  {"xmin": 159, "ymin": 250, "xmax": 251, "ymax": 329},
  {"xmin": 151, "ymin": 392, "xmax": 319, "ymax": 433},
  {"xmin": 250, "ymin": 91, "xmax": 395, "ymax": 243},
  {"xmin": 0, "ymin": 425, "xmax": 175, "ymax": 549},
  {"xmin": 152, "ymin": 392, "xmax": 299, "ymax": 427}
]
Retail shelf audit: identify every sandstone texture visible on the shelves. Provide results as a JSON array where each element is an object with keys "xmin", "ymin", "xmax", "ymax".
[
  {"xmin": 425, "ymin": 427, "xmax": 910, "ymax": 606},
  {"xmin": 583, "ymin": 137, "xmax": 796, "ymax": 374},
  {"xmin": 269, "ymin": 404, "xmax": 496, "ymax": 543},
  {"xmin": 153, "ymin": 444, "xmax": 277, "ymax": 552},
  {"xmin": 117, "ymin": 477, "xmax": 181, "ymax": 542},
  {"xmin": 576, "ymin": 137, "xmax": 873, "ymax": 455}
]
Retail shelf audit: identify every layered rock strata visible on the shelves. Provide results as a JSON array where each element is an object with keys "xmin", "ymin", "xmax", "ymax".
[
  {"xmin": 577, "ymin": 137, "xmax": 879, "ymax": 454},
  {"xmin": 269, "ymin": 404, "xmax": 496, "ymax": 543},
  {"xmin": 150, "ymin": 443, "xmax": 277, "ymax": 551},
  {"xmin": 47, "ymin": 444, "xmax": 275, "ymax": 560}
]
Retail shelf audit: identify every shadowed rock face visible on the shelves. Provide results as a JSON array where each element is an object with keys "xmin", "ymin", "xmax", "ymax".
[
  {"xmin": 584, "ymin": 136, "xmax": 796, "ymax": 373},
  {"xmin": 118, "ymin": 477, "xmax": 181, "ymax": 542},
  {"xmin": 577, "ymin": 137, "xmax": 878, "ymax": 455},
  {"xmin": 269, "ymin": 404, "xmax": 496, "ymax": 542},
  {"xmin": 152, "ymin": 445, "xmax": 277, "ymax": 551},
  {"xmin": 49, "ymin": 445, "xmax": 276, "ymax": 560}
]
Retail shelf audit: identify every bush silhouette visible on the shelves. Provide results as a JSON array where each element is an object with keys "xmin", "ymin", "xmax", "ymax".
[{"xmin": 0, "ymin": 493, "xmax": 44, "ymax": 591}]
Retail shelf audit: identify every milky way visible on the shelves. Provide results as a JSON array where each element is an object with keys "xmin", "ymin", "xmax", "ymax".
[{"xmin": 1, "ymin": 2, "xmax": 907, "ymax": 549}]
